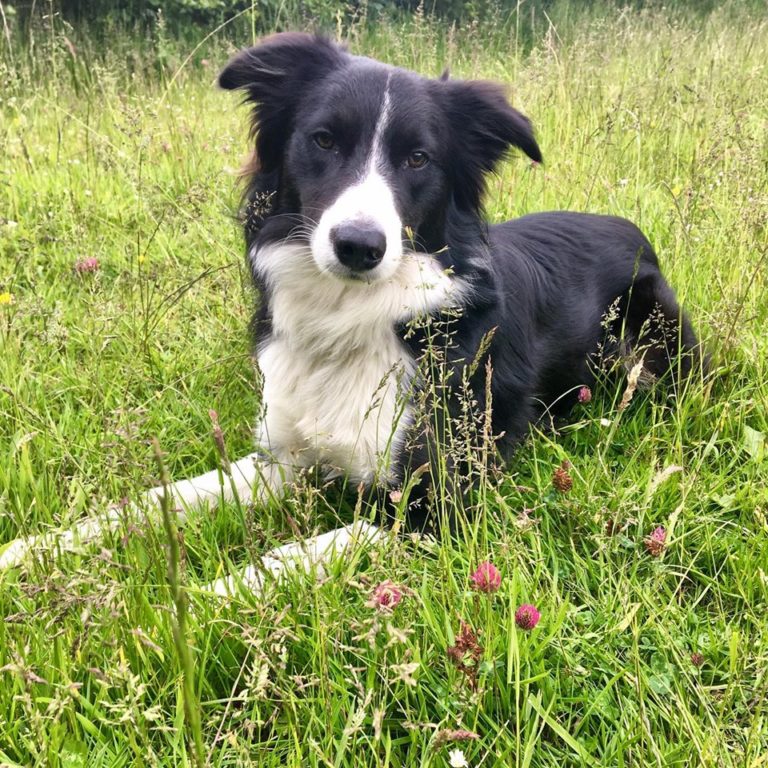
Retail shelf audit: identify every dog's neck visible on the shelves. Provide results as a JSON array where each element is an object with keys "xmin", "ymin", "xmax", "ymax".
[{"xmin": 252, "ymin": 241, "xmax": 464, "ymax": 358}]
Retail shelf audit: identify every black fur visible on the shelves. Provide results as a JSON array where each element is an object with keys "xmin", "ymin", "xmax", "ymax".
[{"xmin": 220, "ymin": 34, "xmax": 704, "ymax": 529}]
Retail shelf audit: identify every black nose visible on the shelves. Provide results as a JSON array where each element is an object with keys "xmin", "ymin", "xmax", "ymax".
[{"xmin": 330, "ymin": 223, "xmax": 386, "ymax": 272}]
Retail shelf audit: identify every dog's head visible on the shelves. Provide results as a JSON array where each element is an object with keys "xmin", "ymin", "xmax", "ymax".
[{"xmin": 221, "ymin": 33, "xmax": 541, "ymax": 283}]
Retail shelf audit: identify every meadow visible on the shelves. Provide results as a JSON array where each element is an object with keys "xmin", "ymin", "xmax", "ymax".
[{"xmin": 1, "ymin": 3, "xmax": 767, "ymax": 766}]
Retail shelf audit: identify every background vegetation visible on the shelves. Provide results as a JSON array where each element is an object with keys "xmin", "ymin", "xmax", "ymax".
[{"xmin": 1, "ymin": 1, "xmax": 767, "ymax": 766}]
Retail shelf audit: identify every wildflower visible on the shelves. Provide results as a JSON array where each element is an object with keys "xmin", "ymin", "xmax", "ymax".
[
  {"xmin": 645, "ymin": 526, "xmax": 667, "ymax": 557},
  {"xmin": 0, "ymin": 291, "xmax": 13, "ymax": 305},
  {"xmin": 690, "ymin": 652, "xmax": 704, "ymax": 668},
  {"xmin": 370, "ymin": 580, "xmax": 403, "ymax": 611},
  {"xmin": 552, "ymin": 460, "xmax": 573, "ymax": 493},
  {"xmin": 448, "ymin": 748, "xmax": 468, "ymax": 767},
  {"xmin": 514, "ymin": 604, "xmax": 541, "ymax": 631},
  {"xmin": 74, "ymin": 257, "xmax": 100, "ymax": 274},
  {"xmin": 577, "ymin": 385, "xmax": 592, "ymax": 403},
  {"xmin": 470, "ymin": 561, "xmax": 501, "ymax": 593}
]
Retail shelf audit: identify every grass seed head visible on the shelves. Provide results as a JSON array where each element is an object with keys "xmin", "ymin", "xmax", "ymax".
[{"xmin": 434, "ymin": 729, "xmax": 480, "ymax": 748}]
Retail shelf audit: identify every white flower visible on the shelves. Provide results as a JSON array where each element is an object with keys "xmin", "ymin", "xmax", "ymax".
[{"xmin": 448, "ymin": 748, "xmax": 468, "ymax": 767}]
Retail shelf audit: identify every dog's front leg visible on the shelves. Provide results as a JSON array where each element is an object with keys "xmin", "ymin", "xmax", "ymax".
[
  {"xmin": 0, "ymin": 452, "xmax": 287, "ymax": 570},
  {"xmin": 144, "ymin": 451, "xmax": 263, "ymax": 511},
  {"xmin": 201, "ymin": 521, "xmax": 384, "ymax": 597}
]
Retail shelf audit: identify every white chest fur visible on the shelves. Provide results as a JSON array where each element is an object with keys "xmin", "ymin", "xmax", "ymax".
[{"xmin": 252, "ymin": 243, "xmax": 462, "ymax": 485}]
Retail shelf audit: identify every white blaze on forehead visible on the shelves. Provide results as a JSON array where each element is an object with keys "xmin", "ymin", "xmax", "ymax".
[
  {"xmin": 369, "ymin": 74, "xmax": 393, "ymax": 172},
  {"xmin": 311, "ymin": 74, "xmax": 403, "ymax": 281}
]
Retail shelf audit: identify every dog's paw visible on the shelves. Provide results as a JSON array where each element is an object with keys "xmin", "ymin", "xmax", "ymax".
[{"xmin": 200, "ymin": 522, "xmax": 384, "ymax": 597}]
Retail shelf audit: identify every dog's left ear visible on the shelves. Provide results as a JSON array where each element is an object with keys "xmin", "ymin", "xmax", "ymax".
[{"xmin": 437, "ymin": 79, "xmax": 542, "ymax": 210}]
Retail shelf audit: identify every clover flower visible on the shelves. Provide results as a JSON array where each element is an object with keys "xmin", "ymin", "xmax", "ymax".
[
  {"xmin": 514, "ymin": 604, "xmax": 541, "ymax": 630},
  {"xmin": 470, "ymin": 561, "xmax": 501, "ymax": 593},
  {"xmin": 370, "ymin": 580, "xmax": 403, "ymax": 611},
  {"xmin": 645, "ymin": 526, "xmax": 667, "ymax": 557},
  {"xmin": 552, "ymin": 460, "xmax": 573, "ymax": 493},
  {"xmin": 74, "ymin": 257, "xmax": 100, "ymax": 274},
  {"xmin": 447, "ymin": 622, "xmax": 483, "ymax": 688}
]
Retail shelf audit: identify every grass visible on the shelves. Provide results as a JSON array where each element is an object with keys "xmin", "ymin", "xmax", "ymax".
[{"xmin": 1, "ymin": 4, "xmax": 768, "ymax": 766}]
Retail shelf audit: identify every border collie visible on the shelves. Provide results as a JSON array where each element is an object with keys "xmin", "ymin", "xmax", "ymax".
[
  {"xmin": 216, "ymin": 33, "xmax": 702, "ymax": 526},
  {"xmin": 0, "ymin": 33, "xmax": 703, "ymax": 586}
]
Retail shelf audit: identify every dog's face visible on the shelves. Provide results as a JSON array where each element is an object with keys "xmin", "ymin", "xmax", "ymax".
[
  {"xmin": 221, "ymin": 34, "xmax": 541, "ymax": 282},
  {"xmin": 285, "ymin": 61, "xmax": 446, "ymax": 282}
]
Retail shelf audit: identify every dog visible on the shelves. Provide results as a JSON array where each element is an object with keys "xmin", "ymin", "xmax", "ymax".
[
  {"xmin": 0, "ymin": 33, "xmax": 703, "ymax": 587},
  {"xmin": 217, "ymin": 33, "xmax": 703, "ymax": 527}
]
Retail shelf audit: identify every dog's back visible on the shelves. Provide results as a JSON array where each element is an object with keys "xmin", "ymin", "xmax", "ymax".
[{"xmin": 475, "ymin": 212, "xmax": 702, "ymax": 444}]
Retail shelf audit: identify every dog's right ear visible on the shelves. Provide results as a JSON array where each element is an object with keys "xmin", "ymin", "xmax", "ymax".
[
  {"xmin": 436, "ymin": 78, "xmax": 542, "ymax": 212},
  {"xmin": 220, "ymin": 34, "xmax": 346, "ymax": 173}
]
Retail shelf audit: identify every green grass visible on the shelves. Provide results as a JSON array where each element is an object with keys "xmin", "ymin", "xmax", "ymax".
[{"xmin": 1, "ymin": 4, "xmax": 768, "ymax": 766}]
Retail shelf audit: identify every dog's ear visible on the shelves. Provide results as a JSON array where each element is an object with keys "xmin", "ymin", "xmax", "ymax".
[
  {"xmin": 220, "ymin": 34, "xmax": 346, "ymax": 173},
  {"xmin": 438, "ymin": 79, "xmax": 541, "ymax": 210}
]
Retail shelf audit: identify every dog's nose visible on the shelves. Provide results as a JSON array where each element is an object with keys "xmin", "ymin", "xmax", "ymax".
[{"xmin": 330, "ymin": 223, "xmax": 386, "ymax": 272}]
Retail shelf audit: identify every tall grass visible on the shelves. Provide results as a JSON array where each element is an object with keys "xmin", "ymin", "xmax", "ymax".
[{"xmin": 1, "ymin": 3, "xmax": 767, "ymax": 766}]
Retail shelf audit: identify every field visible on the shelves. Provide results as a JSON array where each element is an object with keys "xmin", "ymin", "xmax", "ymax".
[{"xmin": 1, "ymin": 4, "xmax": 767, "ymax": 766}]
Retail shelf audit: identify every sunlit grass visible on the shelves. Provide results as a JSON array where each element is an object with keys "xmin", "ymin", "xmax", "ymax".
[{"xmin": 1, "ymin": 4, "xmax": 767, "ymax": 766}]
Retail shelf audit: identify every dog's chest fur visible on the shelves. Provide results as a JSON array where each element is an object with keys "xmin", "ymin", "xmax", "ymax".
[{"xmin": 253, "ymin": 243, "xmax": 461, "ymax": 484}]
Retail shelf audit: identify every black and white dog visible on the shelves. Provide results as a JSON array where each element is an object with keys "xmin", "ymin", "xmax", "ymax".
[
  {"xmin": 216, "ymin": 33, "xmax": 702, "ymax": 523},
  {"xmin": 0, "ymin": 33, "xmax": 702, "ymax": 584}
]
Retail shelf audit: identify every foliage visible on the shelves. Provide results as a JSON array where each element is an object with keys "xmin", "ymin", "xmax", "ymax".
[{"xmin": 6, "ymin": 0, "xmax": 768, "ymax": 38}]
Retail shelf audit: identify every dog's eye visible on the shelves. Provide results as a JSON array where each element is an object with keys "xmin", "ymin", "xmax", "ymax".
[
  {"xmin": 406, "ymin": 150, "xmax": 429, "ymax": 169},
  {"xmin": 313, "ymin": 131, "xmax": 335, "ymax": 150}
]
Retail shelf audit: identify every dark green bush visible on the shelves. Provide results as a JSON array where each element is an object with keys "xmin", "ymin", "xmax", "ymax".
[
  {"xmin": 6, "ymin": 0, "xmax": 766, "ymax": 41},
  {"xmin": 13, "ymin": 0, "xmax": 757, "ymax": 29}
]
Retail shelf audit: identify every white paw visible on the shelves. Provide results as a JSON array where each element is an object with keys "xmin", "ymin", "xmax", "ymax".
[{"xmin": 201, "ymin": 522, "xmax": 384, "ymax": 597}]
